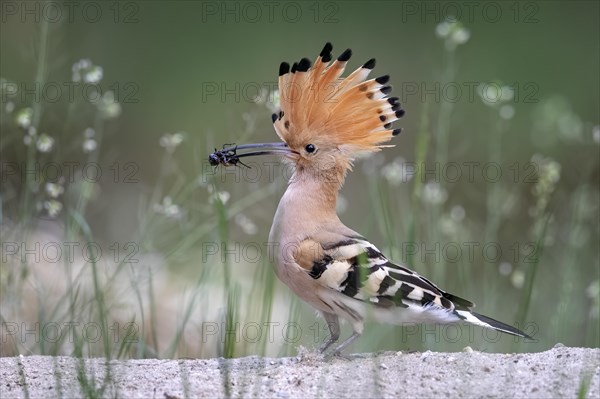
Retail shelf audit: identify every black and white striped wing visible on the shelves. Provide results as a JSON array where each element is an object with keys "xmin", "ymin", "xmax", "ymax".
[
  {"xmin": 306, "ymin": 237, "xmax": 474, "ymax": 312},
  {"xmin": 300, "ymin": 235, "xmax": 531, "ymax": 337}
]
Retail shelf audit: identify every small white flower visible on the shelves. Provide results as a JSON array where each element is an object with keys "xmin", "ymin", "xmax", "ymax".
[
  {"xmin": 381, "ymin": 157, "xmax": 413, "ymax": 185},
  {"xmin": 436, "ymin": 18, "xmax": 470, "ymax": 51},
  {"xmin": 209, "ymin": 190, "xmax": 230, "ymax": 205},
  {"xmin": 159, "ymin": 132, "xmax": 185, "ymax": 153},
  {"xmin": 164, "ymin": 205, "xmax": 181, "ymax": 218},
  {"xmin": 435, "ymin": 21, "xmax": 451, "ymax": 38},
  {"xmin": 532, "ymin": 155, "xmax": 561, "ymax": 193},
  {"xmin": 586, "ymin": 280, "xmax": 599, "ymax": 299},
  {"xmin": 480, "ymin": 84, "xmax": 499, "ymax": 105},
  {"xmin": 482, "ymin": 84, "xmax": 501, "ymax": 103},
  {"xmin": 557, "ymin": 113, "xmax": 583, "ymax": 141},
  {"xmin": 72, "ymin": 59, "xmax": 90, "ymax": 82},
  {"xmin": 511, "ymin": 270, "xmax": 525, "ymax": 289},
  {"xmin": 450, "ymin": 27, "xmax": 470, "ymax": 45},
  {"xmin": 83, "ymin": 139, "xmax": 97, "ymax": 153},
  {"xmin": 499, "ymin": 104, "xmax": 515, "ymax": 120},
  {"xmin": 72, "ymin": 59, "xmax": 103, "ymax": 84},
  {"xmin": 36, "ymin": 133, "xmax": 54, "ymax": 153},
  {"xmin": 45, "ymin": 182, "xmax": 64, "ymax": 198},
  {"xmin": 97, "ymin": 91, "xmax": 121, "ymax": 119},
  {"xmin": 207, "ymin": 186, "xmax": 230, "ymax": 205},
  {"xmin": 450, "ymin": 205, "xmax": 465, "ymax": 221},
  {"xmin": 422, "ymin": 182, "xmax": 448, "ymax": 205},
  {"xmin": 498, "ymin": 262, "xmax": 513, "ymax": 276},
  {"xmin": 44, "ymin": 200, "xmax": 63, "ymax": 217},
  {"xmin": 84, "ymin": 66, "xmax": 103, "ymax": 84},
  {"xmin": 479, "ymin": 83, "xmax": 514, "ymax": 107},
  {"xmin": 153, "ymin": 196, "xmax": 183, "ymax": 219},
  {"xmin": 253, "ymin": 87, "xmax": 269, "ymax": 104},
  {"xmin": 16, "ymin": 108, "xmax": 33, "ymax": 128}
]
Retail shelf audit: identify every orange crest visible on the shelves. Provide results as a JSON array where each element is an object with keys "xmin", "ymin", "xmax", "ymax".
[{"xmin": 272, "ymin": 43, "xmax": 404, "ymax": 155}]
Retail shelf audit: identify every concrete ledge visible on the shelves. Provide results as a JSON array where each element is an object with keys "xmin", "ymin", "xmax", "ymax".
[{"xmin": 1, "ymin": 346, "xmax": 598, "ymax": 398}]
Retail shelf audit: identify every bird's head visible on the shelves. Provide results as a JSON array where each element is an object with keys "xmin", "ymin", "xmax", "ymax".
[{"xmin": 210, "ymin": 43, "xmax": 404, "ymax": 184}]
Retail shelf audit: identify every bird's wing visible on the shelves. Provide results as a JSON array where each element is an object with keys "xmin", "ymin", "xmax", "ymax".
[{"xmin": 293, "ymin": 233, "xmax": 475, "ymax": 312}]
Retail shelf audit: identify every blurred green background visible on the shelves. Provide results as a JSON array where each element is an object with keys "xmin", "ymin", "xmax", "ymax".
[{"xmin": 1, "ymin": 0, "xmax": 598, "ymax": 360}]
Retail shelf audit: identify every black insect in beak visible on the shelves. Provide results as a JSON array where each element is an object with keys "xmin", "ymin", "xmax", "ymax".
[{"xmin": 208, "ymin": 142, "xmax": 297, "ymax": 168}]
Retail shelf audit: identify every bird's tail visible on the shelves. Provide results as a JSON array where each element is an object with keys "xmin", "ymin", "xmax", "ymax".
[{"xmin": 455, "ymin": 310, "xmax": 532, "ymax": 339}]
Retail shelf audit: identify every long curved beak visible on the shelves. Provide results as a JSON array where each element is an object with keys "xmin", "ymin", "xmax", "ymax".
[{"xmin": 209, "ymin": 142, "xmax": 297, "ymax": 167}]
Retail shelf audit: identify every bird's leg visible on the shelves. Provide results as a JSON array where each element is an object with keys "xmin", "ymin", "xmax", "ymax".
[
  {"xmin": 329, "ymin": 331, "xmax": 361, "ymax": 357},
  {"xmin": 318, "ymin": 312, "xmax": 340, "ymax": 354}
]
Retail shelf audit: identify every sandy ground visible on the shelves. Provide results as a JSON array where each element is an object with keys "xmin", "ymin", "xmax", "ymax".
[{"xmin": 1, "ymin": 345, "xmax": 598, "ymax": 398}]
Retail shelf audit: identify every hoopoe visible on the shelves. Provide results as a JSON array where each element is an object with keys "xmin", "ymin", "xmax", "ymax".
[{"xmin": 210, "ymin": 43, "xmax": 531, "ymax": 355}]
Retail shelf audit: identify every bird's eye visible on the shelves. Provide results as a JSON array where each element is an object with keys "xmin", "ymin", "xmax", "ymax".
[{"xmin": 305, "ymin": 144, "xmax": 316, "ymax": 153}]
